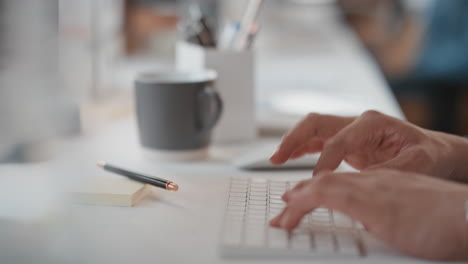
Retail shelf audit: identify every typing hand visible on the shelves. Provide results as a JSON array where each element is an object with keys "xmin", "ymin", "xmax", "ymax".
[
  {"xmin": 270, "ymin": 169, "xmax": 468, "ymax": 261},
  {"xmin": 270, "ymin": 110, "xmax": 468, "ymax": 181}
]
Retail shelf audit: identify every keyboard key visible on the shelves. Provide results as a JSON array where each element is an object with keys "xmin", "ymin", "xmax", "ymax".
[
  {"xmin": 228, "ymin": 202, "xmax": 246, "ymax": 208},
  {"xmin": 228, "ymin": 200, "xmax": 246, "ymax": 205},
  {"xmin": 227, "ymin": 207, "xmax": 246, "ymax": 213},
  {"xmin": 246, "ymin": 210, "xmax": 266, "ymax": 216},
  {"xmin": 313, "ymin": 232, "xmax": 336, "ymax": 253},
  {"xmin": 229, "ymin": 192, "xmax": 248, "ymax": 198},
  {"xmin": 269, "ymin": 190, "xmax": 285, "ymax": 196},
  {"xmin": 227, "ymin": 212, "xmax": 245, "ymax": 219},
  {"xmin": 269, "ymin": 208, "xmax": 285, "ymax": 214},
  {"xmin": 314, "ymin": 207, "xmax": 329, "ymax": 213},
  {"xmin": 248, "ymin": 200, "xmax": 267, "ymax": 206},
  {"xmin": 332, "ymin": 211, "xmax": 354, "ymax": 229},
  {"xmin": 251, "ymin": 178, "xmax": 268, "ymax": 184},
  {"xmin": 336, "ymin": 233, "xmax": 359, "ymax": 255},
  {"xmin": 290, "ymin": 233, "xmax": 311, "ymax": 251},
  {"xmin": 228, "ymin": 201, "xmax": 246, "ymax": 207},
  {"xmin": 310, "ymin": 212, "xmax": 331, "ymax": 225},
  {"xmin": 230, "ymin": 187, "xmax": 247, "ymax": 192},
  {"xmin": 251, "ymin": 182, "xmax": 267, "ymax": 187},
  {"xmin": 290, "ymin": 227, "xmax": 309, "ymax": 237},
  {"xmin": 310, "ymin": 220, "xmax": 333, "ymax": 228},
  {"xmin": 230, "ymin": 184, "xmax": 248, "ymax": 189},
  {"xmin": 268, "ymin": 185, "xmax": 285, "ymax": 190},
  {"xmin": 246, "ymin": 220, "xmax": 266, "ymax": 227},
  {"xmin": 267, "ymin": 228, "xmax": 288, "ymax": 248},
  {"xmin": 245, "ymin": 228, "xmax": 265, "ymax": 247},
  {"xmin": 250, "ymin": 197, "xmax": 267, "ymax": 202},
  {"xmin": 269, "ymin": 194, "xmax": 283, "ymax": 199},
  {"xmin": 312, "ymin": 210, "xmax": 330, "ymax": 216},
  {"xmin": 269, "ymin": 202, "xmax": 285, "ymax": 208},
  {"xmin": 229, "ymin": 198, "xmax": 247, "ymax": 203},
  {"xmin": 248, "ymin": 204, "xmax": 268, "ymax": 211},
  {"xmin": 248, "ymin": 211, "xmax": 267, "ymax": 218},
  {"xmin": 246, "ymin": 213, "xmax": 266, "ymax": 220},
  {"xmin": 249, "ymin": 192, "xmax": 268, "ymax": 197}
]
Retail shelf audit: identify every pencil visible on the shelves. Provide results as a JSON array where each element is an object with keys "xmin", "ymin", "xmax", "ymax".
[{"xmin": 96, "ymin": 161, "xmax": 179, "ymax": 191}]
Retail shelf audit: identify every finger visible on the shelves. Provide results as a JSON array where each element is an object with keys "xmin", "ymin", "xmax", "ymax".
[
  {"xmin": 279, "ymin": 172, "xmax": 372, "ymax": 230},
  {"xmin": 313, "ymin": 135, "xmax": 347, "ymax": 176},
  {"xmin": 280, "ymin": 206, "xmax": 312, "ymax": 231},
  {"xmin": 282, "ymin": 179, "xmax": 310, "ymax": 202},
  {"xmin": 270, "ymin": 114, "xmax": 354, "ymax": 165},
  {"xmin": 284, "ymin": 173, "xmax": 333, "ymax": 203},
  {"xmin": 314, "ymin": 172, "xmax": 379, "ymax": 227},
  {"xmin": 279, "ymin": 181, "xmax": 320, "ymax": 231},
  {"xmin": 289, "ymin": 139, "xmax": 324, "ymax": 159},
  {"xmin": 270, "ymin": 207, "xmax": 288, "ymax": 227},
  {"xmin": 289, "ymin": 146, "xmax": 307, "ymax": 160},
  {"xmin": 313, "ymin": 116, "xmax": 372, "ymax": 175},
  {"xmin": 278, "ymin": 179, "xmax": 322, "ymax": 230}
]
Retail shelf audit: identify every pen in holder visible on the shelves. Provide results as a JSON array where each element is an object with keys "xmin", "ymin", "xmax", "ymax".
[{"xmin": 176, "ymin": 41, "xmax": 257, "ymax": 143}]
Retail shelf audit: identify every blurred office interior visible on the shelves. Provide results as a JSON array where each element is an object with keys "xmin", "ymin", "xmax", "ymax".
[{"xmin": 3, "ymin": 0, "xmax": 468, "ymax": 162}]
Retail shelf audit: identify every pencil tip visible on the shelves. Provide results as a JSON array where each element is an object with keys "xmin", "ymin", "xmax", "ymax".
[
  {"xmin": 167, "ymin": 182, "xmax": 179, "ymax": 192},
  {"xmin": 96, "ymin": 161, "xmax": 106, "ymax": 168}
]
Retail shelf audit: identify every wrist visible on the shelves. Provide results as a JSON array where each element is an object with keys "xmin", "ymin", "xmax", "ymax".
[
  {"xmin": 440, "ymin": 133, "xmax": 468, "ymax": 183},
  {"xmin": 424, "ymin": 131, "xmax": 468, "ymax": 182}
]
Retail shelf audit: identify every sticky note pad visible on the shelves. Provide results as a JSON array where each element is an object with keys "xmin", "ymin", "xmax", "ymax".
[{"xmin": 72, "ymin": 177, "xmax": 151, "ymax": 207}]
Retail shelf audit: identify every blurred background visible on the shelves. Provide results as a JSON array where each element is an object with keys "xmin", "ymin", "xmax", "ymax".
[
  {"xmin": 1, "ymin": 0, "xmax": 466, "ymax": 165},
  {"xmin": 1, "ymin": 0, "xmax": 467, "ymax": 262},
  {"xmin": 340, "ymin": 0, "xmax": 468, "ymax": 135},
  {"xmin": 0, "ymin": 0, "xmax": 468, "ymax": 165},
  {"xmin": 57, "ymin": 0, "xmax": 468, "ymax": 146},
  {"xmin": 22, "ymin": 0, "xmax": 468, "ymax": 166}
]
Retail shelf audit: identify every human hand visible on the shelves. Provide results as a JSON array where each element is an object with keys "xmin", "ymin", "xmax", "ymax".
[
  {"xmin": 270, "ymin": 111, "xmax": 468, "ymax": 182},
  {"xmin": 269, "ymin": 169, "xmax": 468, "ymax": 261}
]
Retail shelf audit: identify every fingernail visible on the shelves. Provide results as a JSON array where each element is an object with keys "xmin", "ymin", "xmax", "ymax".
[
  {"xmin": 269, "ymin": 151, "xmax": 278, "ymax": 161},
  {"xmin": 269, "ymin": 218, "xmax": 277, "ymax": 226},
  {"xmin": 270, "ymin": 214, "xmax": 281, "ymax": 226}
]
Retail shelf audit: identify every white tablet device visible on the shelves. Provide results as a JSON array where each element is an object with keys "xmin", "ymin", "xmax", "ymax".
[{"xmin": 232, "ymin": 143, "xmax": 319, "ymax": 170}]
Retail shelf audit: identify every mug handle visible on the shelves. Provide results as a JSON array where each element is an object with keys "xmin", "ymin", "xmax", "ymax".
[{"xmin": 196, "ymin": 86, "xmax": 223, "ymax": 131}]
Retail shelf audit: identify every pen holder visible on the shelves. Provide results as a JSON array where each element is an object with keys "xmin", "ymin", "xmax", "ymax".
[{"xmin": 176, "ymin": 41, "xmax": 257, "ymax": 143}]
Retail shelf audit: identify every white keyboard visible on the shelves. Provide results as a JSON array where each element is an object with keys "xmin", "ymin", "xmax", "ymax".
[{"xmin": 220, "ymin": 177, "xmax": 366, "ymax": 258}]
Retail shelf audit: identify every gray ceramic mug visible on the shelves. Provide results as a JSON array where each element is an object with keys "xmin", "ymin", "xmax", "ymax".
[{"xmin": 135, "ymin": 70, "xmax": 222, "ymax": 160}]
